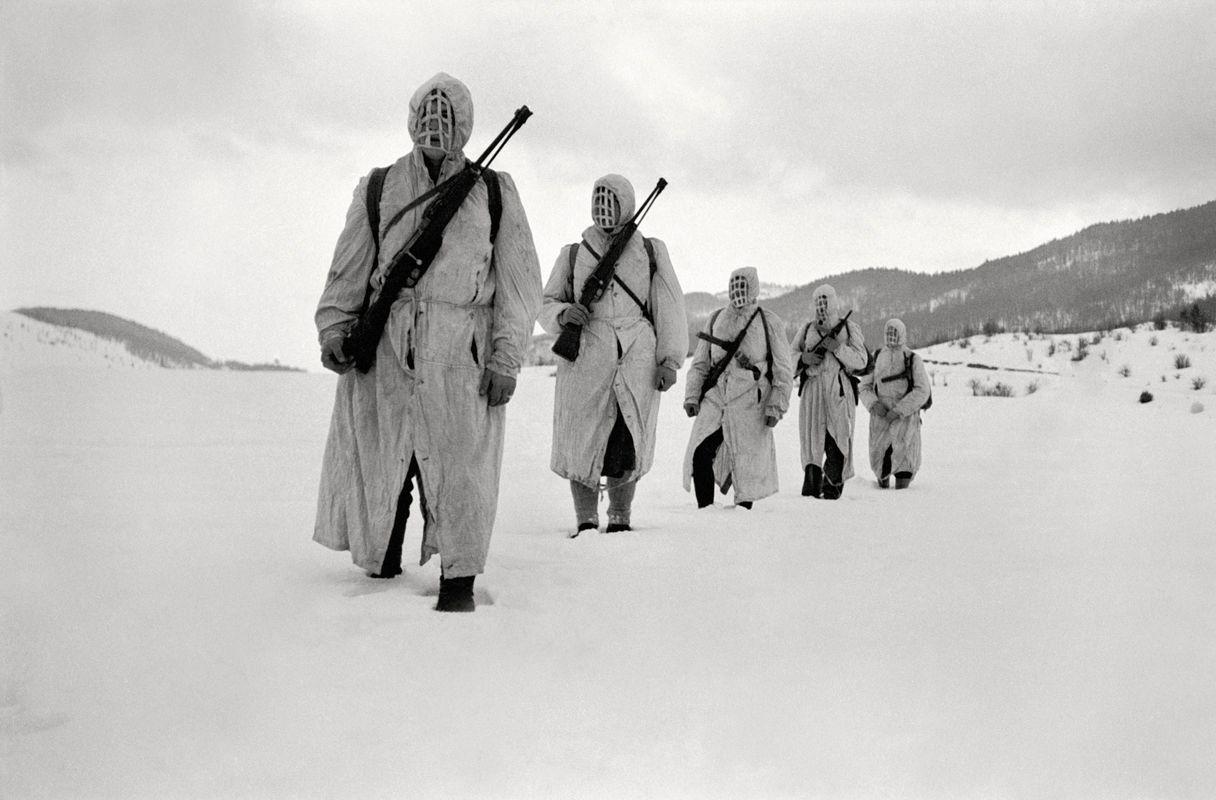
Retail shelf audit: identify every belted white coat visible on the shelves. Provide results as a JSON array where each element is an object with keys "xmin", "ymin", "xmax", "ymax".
[
  {"xmin": 794, "ymin": 286, "xmax": 867, "ymax": 480},
  {"xmin": 858, "ymin": 329, "xmax": 931, "ymax": 478},
  {"xmin": 538, "ymin": 175, "xmax": 688, "ymax": 488},
  {"xmin": 313, "ymin": 73, "xmax": 542, "ymax": 578},
  {"xmin": 682, "ymin": 269, "xmax": 794, "ymax": 503}
]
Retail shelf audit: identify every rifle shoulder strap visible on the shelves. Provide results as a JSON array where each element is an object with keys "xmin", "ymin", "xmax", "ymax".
[
  {"xmin": 482, "ymin": 167, "xmax": 502, "ymax": 244},
  {"xmin": 758, "ymin": 307, "xmax": 773, "ymax": 383},
  {"xmin": 360, "ymin": 165, "xmax": 391, "ymax": 314},
  {"xmin": 611, "ymin": 236, "xmax": 657, "ymax": 322},
  {"xmin": 365, "ymin": 166, "xmax": 390, "ymax": 260}
]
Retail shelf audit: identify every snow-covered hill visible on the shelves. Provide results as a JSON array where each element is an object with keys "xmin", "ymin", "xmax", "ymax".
[
  {"xmin": 0, "ymin": 311, "xmax": 166, "ymax": 371},
  {"xmin": 2, "ymin": 322, "xmax": 1214, "ymax": 797}
]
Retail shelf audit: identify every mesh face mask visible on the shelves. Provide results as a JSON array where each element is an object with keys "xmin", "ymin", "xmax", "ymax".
[
  {"xmin": 886, "ymin": 324, "xmax": 902, "ymax": 348},
  {"xmin": 417, "ymin": 88, "xmax": 456, "ymax": 153},
  {"xmin": 729, "ymin": 274, "xmax": 751, "ymax": 309},
  {"xmin": 592, "ymin": 185, "xmax": 621, "ymax": 231},
  {"xmin": 814, "ymin": 293, "xmax": 831, "ymax": 324}
]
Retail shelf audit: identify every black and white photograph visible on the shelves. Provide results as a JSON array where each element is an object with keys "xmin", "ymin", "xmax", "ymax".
[{"xmin": 3, "ymin": 1, "xmax": 1215, "ymax": 797}]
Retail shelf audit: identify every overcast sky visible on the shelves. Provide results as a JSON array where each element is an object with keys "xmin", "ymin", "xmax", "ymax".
[{"xmin": 3, "ymin": 0, "xmax": 1215, "ymax": 369}]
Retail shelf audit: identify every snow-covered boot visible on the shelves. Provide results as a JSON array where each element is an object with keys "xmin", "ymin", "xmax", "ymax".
[
  {"xmin": 605, "ymin": 517, "xmax": 632, "ymax": 533},
  {"xmin": 435, "ymin": 575, "xmax": 475, "ymax": 612},
  {"xmin": 801, "ymin": 465, "xmax": 822, "ymax": 498},
  {"xmin": 894, "ymin": 472, "xmax": 913, "ymax": 490}
]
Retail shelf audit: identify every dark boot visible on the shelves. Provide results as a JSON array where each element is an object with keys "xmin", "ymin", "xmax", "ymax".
[
  {"xmin": 737, "ymin": 501, "xmax": 753, "ymax": 510},
  {"xmin": 605, "ymin": 521, "xmax": 632, "ymax": 533},
  {"xmin": 569, "ymin": 521, "xmax": 598, "ymax": 538},
  {"xmin": 821, "ymin": 477, "xmax": 842, "ymax": 500},
  {"xmin": 894, "ymin": 472, "xmax": 913, "ymax": 490},
  {"xmin": 435, "ymin": 575, "xmax": 475, "ymax": 612},
  {"xmin": 877, "ymin": 475, "xmax": 890, "ymax": 489},
  {"xmin": 801, "ymin": 465, "xmax": 822, "ymax": 498}
]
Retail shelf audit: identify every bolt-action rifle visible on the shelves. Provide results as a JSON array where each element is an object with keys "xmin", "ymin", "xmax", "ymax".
[
  {"xmin": 551, "ymin": 178, "xmax": 668, "ymax": 362},
  {"xmin": 343, "ymin": 105, "xmax": 532, "ymax": 373}
]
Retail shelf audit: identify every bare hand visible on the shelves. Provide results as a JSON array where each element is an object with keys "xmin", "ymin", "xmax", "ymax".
[
  {"xmin": 655, "ymin": 365, "xmax": 677, "ymax": 392},
  {"xmin": 764, "ymin": 414, "xmax": 778, "ymax": 428},
  {"xmin": 820, "ymin": 335, "xmax": 841, "ymax": 352},
  {"xmin": 559, "ymin": 303, "xmax": 591, "ymax": 327},
  {"xmin": 321, "ymin": 336, "xmax": 353, "ymax": 374},
  {"xmin": 479, "ymin": 368, "xmax": 516, "ymax": 406}
]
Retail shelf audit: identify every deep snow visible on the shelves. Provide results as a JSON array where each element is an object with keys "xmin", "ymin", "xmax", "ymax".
[{"xmin": 2, "ymin": 315, "xmax": 1215, "ymax": 798}]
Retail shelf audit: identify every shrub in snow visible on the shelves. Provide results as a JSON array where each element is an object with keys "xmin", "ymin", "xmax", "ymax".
[
  {"xmin": 1152, "ymin": 312, "xmax": 1167, "ymax": 330},
  {"xmin": 1071, "ymin": 339, "xmax": 1089, "ymax": 361},
  {"xmin": 1193, "ymin": 376, "xmax": 1207, "ymax": 391},
  {"xmin": 1139, "ymin": 391, "xmax": 1154, "ymax": 403},
  {"xmin": 1118, "ymin": 365, "xmax": 1131, "ymax": 377},
  {"xmin": 1175, "ymin": 354, "xmax": 1192, "ymax": 369},
  {"xmin": 1026, "ymin": 381, "xmax": 1039, "ymax": 395},
  {"xmin": 1192, "ymin": 401, "xmax": 1206, "ymax": 414},
  {"xmin": 969, "ymin": 379, "xmax": 1015, "ymax": 397},
  {"xmin": 1091, "ymin": 333, "xmax": 1102, "ymax": 345},
  {"xmin": 1047, "ymin": 341, "xmax": 1057, "ymax": 356},
  {"xmin": 1149, "ymin": 335, "xmax": 1158, "ymax": 346}
]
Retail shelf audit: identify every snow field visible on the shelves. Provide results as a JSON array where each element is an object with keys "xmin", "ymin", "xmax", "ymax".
[{"xmin": 2, "ymin": 324, "xmax": 1215, "ymax": 798}]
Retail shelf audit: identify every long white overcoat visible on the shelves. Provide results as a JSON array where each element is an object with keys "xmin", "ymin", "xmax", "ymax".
[
  {"xmin": 538, "ymin": 175, "xmax": 687, "ymax": 488},
  {"xmin": 682, "ymin": 269, "xmax": 794, "ymax": 503},
  {"xmin": 858, "ymin": 334, "xmax": 931, "ymax": 478},
  {"xmin": 313, "ymin": 73, "xmax": 541, "ymax": 578},
  {"xmin": 794, "ymin": 285, "xmax": 867, "ymax": 480}
]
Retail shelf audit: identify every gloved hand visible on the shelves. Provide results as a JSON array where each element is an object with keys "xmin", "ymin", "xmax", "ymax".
[
  {"xmin": 320, "ymin": 335, "xmax": 353, "ymax": 374},
  {"xmin": 479, "ymin": 368, "xmax": 516, "ymax": 407},
  {"xmin": 735, "ymin": 352, "xmax": 752, "ymax": 370},
  {"xmin": 655, "ymin": 365, "xmax": 677, "ymax": 392},
  {"xmin": 870, "ymin": 400, "xmax": 890, "ymax": 417},
  {"xmin": 819, "ymin": 335, "xmax": 841, "ymax": 352},
  {"xmin": 764, "ymin": 414, "xmax": 779, "ymax": 428},
  {"xmin": 801, "ymin": 350, "xmax": 825, "ymax": 368},
  {"xmin": 558, "ymin": 303, "xmax": 591, "ymax": 327},
  {"xmin": 884, "ymin": 407, "xmax": 902, "ymax": 422},
  {"xmin": 684, "ymin": 401, "xmax": 700, "ymax": 418}
]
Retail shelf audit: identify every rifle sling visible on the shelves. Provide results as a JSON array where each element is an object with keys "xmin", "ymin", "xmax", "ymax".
[
  {"xmin": 381, "ymin": 169, "xmax": 466, "ymax": 239},
  {"xmin": 571, "ymin": 238, "xmax": 654, "ymax": 323},
  {"xmin": 699, "ymin": 308, "xmax": 760, "ymax": 400}
]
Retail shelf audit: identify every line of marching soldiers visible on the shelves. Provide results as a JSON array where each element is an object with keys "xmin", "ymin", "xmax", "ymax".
[{"xmin": 312, "ymin": 73, "xmax": 931, "ymax": 611}]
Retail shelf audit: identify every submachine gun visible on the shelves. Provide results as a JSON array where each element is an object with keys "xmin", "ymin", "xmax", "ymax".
[
  {"xmin": 550, "ymin": 178, "xmax": 668, "ymax": 362},
  {"xmin": 342, "ymin": 105, "xmax": 533, "ymax": 373}
]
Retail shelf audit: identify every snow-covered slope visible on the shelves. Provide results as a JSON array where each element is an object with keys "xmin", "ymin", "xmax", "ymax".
[
  {"xmin": 2, "ymin": 326, "xmax": 1214, "ymax": 797},
  {"xmin": 918, "ymin": 322, "xmax": 1214, "ymax": 408},
  {"xmin": 0, "ymin": 311, "xmax": 164, "ymax": 370}
]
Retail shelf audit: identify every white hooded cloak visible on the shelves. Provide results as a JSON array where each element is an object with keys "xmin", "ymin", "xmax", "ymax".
[
  {"xmin": 793, "ymin": 284, "xmax": 867, "ymax": 479},
  {"xmin": 313, "ymin": 73, "xmax": 542, "ymax": 577},
  {"xmin": 858, "ymin": 319, "xmax": 931, "ymax": 478},
  {"xmin": 539, "ymin": 174, "xmax": 688, "ymax": 488},
  {"xmin": 682, "ymin": 267, "xmax": 794, "ymax": 502}
]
